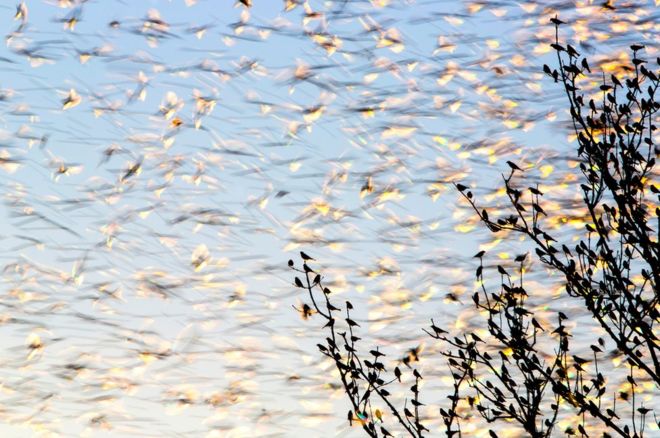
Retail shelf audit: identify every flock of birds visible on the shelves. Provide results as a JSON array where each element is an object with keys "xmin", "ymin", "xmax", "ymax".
[{"xmin": 0, "ymin": 0, "xmax": 657, "ymax": 436}]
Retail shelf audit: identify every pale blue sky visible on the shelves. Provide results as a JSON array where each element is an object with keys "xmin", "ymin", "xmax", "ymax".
[{"xmin": 0, "ymin": 1, "xmax": 657, "ymax": 437}]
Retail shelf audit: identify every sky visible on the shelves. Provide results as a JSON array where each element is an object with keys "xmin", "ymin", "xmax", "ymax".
[{"xmin": 0, "ymin": 0, "xmax": 658, "ymax": 437}]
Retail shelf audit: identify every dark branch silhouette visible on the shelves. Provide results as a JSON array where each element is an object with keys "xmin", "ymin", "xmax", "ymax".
[{"xmin": 290, "ymin": 18, "xmax": 659, "ymax": 438}]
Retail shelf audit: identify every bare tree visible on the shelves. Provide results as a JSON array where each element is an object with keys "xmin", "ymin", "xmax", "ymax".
[{"xmin": 289, "ymin": 19, "xmax": 659, "ymax": 438}]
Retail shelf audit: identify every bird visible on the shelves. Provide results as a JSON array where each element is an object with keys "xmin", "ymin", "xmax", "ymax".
[
  {"xmin": 506, "ymin": 160, "xmax": 522, "ymax": 172},
  {"xmin": 550, "ymin": 16, "xmax": 565, "ymax": 25}
]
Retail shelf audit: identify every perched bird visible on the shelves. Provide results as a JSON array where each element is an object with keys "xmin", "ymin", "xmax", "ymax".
[{"xmin": 506, "ymin": 160, "xmax": 522, "ymax": 172}]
